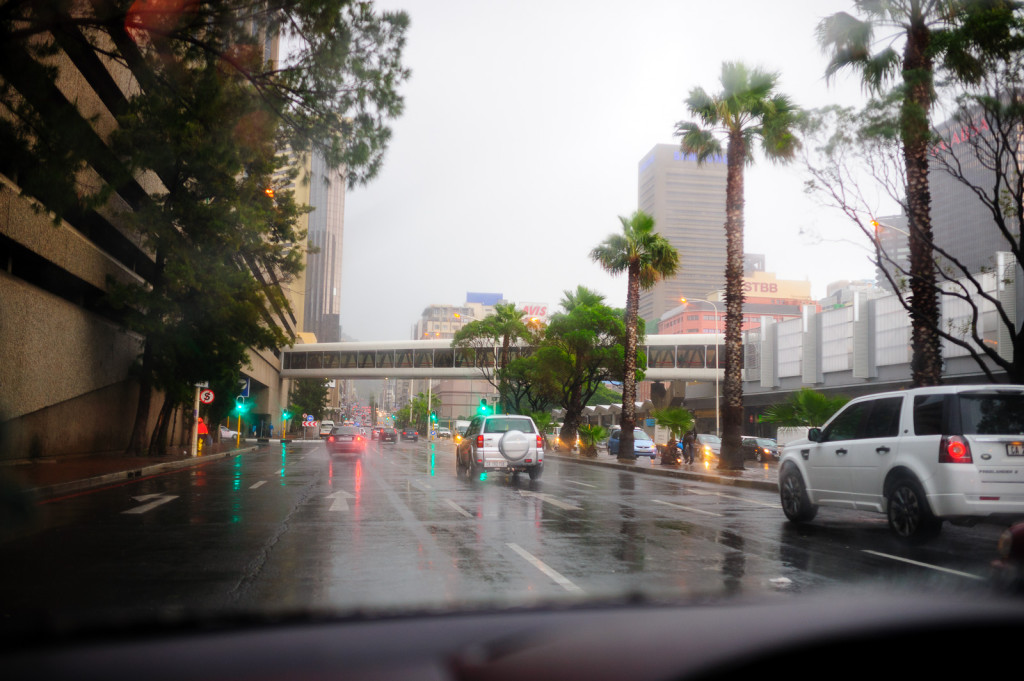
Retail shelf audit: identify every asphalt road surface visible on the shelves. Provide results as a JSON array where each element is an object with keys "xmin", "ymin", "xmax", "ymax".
[{"xmin": 0, "ymin": 439, "xmax": 1008, "ymax": 633}]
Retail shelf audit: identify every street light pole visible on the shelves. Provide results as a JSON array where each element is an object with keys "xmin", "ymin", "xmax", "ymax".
[{"xmin": 681, "ymin": 297, "xmax": 721, "ymax": 435}]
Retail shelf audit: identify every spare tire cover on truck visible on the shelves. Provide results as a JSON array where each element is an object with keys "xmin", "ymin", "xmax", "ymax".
[{"xmin": 498, "ymin": 430, "xmax": 530, "ymax": 462}]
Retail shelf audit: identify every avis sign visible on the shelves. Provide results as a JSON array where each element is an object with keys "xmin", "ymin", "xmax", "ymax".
[{"xmin": 519, "ymin": 302, "xmax": 549, "ymax": 322}]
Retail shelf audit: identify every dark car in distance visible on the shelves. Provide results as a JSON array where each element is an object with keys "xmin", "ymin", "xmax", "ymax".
[
  {"xmin": 401, "ymin": 428, "xmax": 419, "ymax": 442},
  {"xmin": 380, "ymin": 428, "xmax": 397, "ymax": 443},
  {"xmin": 741, "ymin": 436, "xmax": 779, "ymax": 462},
  {"xmin": 326, "ymin": 426, "xmax": 366, "ymax": 458}
]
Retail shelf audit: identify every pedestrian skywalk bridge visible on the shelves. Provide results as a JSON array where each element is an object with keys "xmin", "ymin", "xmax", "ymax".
[{"xmin": 280, "ymin": 334, "xmax": 724, "ymax": 381}]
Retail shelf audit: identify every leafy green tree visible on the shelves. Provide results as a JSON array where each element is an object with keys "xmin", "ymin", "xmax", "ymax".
[
  {"xmin": 2, "ymin": 2, "xmax": 409, "ymax": 455},
  {"xmin": 761, "ymin": 388, "xmax": 849, "ymax": 427},
  {"xmin": 452, "ymin": 303, "xmax": 530, "ymax": 411},
  {"xmin": 675, "ymin": 61, "xmax": 799, "ymax": 470},
  {"xmin": 536, "ymin": 287, "xmax": 631, "ymax": 455},
  {"xmin": 587, "ymin": 382, "xmax": 624, "ymax": 406},
  {"xmin": 0, "ymin": 1, "xmax": 410, "ymax": 216},
  {"xmin": 591, "ymin": 210, "xmax": 678, "ymax": 461},
  {"xmin": 288, "ymin": 379, "xmax": 330, "ymax": 429}
]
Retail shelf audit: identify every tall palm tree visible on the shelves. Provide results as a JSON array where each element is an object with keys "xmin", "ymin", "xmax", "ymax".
[
  {"xmin": 675, "ymin": 61, "xmax": 799, "ymax": 470},
  {"xmin": 817, "ymin": 1, "xmax": 961, "ymax": 387},
  {"xmin": 591, "ymin": 210, "xmax": 678, "ymax": 461}
]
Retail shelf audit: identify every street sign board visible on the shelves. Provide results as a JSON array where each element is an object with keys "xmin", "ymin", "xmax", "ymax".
[
  {"xmin": 199, "ymin": 389, "xmax": 215, "ymax": 404},
  {"xmin": 239, "ymin": 377, "xmax": 250, "ymax": 398}
]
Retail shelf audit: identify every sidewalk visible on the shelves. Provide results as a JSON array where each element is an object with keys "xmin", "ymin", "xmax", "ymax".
[
  {"xmin": 547, "ymin": 449, "xmax": 780, "ymax": 492},
  {"xmin": 0, "ymin": 440, "xmax": 277, "ymax": 500}
]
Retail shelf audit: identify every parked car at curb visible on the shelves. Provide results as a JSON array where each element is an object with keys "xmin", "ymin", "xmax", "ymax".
[
  {"xmin": 608, "ymin": 427, "xmax": 657, "ymax": 459},
  {"xmin": 695, "ymin": 434, "xmax": 721, "ymax": 462},
  {"xmin": 741, "ymin": 436, "xmax": 779, "ymax": 462},
  {"xmin": 779, "ymin": 384, "xmax": 1024, "ymax": 542},
  {"xmin": 219, "ymin": 425, "xmax": 238, "ymax": 440},
  {"xmin": 456, "ymin": 414, "xmax": 544, "ymax": 480}
]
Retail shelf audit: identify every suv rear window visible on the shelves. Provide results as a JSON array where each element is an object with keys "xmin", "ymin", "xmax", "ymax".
[
  {"xmin": 958, "ymin": 392, "xmax": 1024, "ymax": 435},
  {"xmin": 483, "ymin": 417, "xmax": 536, "ymax": 434}
]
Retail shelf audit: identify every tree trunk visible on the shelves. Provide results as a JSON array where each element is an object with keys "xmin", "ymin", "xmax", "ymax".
[
  {"xmin": 720, "ymin": 130, "xmax": 746, "ymax": 470},
  {"xmin": 125, "ymin": 342, "xmax": 154, "ymax": 456},
  {"xmin": 619, "ymin": 263, "xmax": 641, "ymax": 460},
  {"xmin": 148, "ymin": 394, "xmax": 173, "ymax": 456},
  {"xmin": 903, "ymin": 16, "xmax": 942, "ymax": 387}
]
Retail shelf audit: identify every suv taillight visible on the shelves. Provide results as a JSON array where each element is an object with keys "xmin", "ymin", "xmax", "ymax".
[
  {"xmin": 536, "ymin": 434, "xmax": 543, "ymax": 449},
  {"xmin": 940, "ymin": 435, "xmax": 973, "ymax": 464},
  {"xmin": 477, "ymin": 434, "xmax": 484, "ymax": 448}
]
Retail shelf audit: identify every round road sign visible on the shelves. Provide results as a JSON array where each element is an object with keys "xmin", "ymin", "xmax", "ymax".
[{"xmin": 199, "ymin": 389, "xmax": 215, "ymax": 404}]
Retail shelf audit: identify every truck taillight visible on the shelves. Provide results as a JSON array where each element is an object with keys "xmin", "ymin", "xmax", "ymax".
[
  {"xmin": 939, "ymin": 435, "xmax": 973, "ymax": 464},
  {"xmin": 477, "ymin": 434, "xmax": 484, "ymax": 448}
]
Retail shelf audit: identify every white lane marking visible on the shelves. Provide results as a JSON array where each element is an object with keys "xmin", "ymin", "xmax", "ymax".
[
  {"xmin": 507, "ymin": 543, "xmax": 584, "ymax": 594},
  {"xmin": 123, "ymin": 494, "xmax": 178, "ymax": 514},
  {"xmin": 325, "ymin": 490, "xmax": 356, "ymax": 511},
  {"xmin": 519, "ymin": 490, "xmax": 581, "ymax": 511},
  {"xmin": 714, "ymin": 492, "xmax": 777, "ymax": 508},
  {"xmin": 444, "ymin": 499, "xmax": 474, "ymax": 518},
  {"xmin": 862, "ymin": 550, "xmax": 985, "ymax": 580},
  {"xmin": 564, "ymin": 480, "xmax": 596, "ymax": 488},
  {"xmin": 653, "ymin": 499, "xmax": 724, "ymax": 517},
  {"xmin": 249, "ymin": 481, "xmax": 266, "ymax": 489},
  {"xmin": 411, "ymin": 480, "xmax": 433, "ymax": 492}
]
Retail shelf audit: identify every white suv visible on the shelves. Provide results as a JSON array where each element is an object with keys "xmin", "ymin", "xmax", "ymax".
[
  {"xmin": 456, "ymin": 414, "xmax": 544, "ymax": 480},
  {"xmin": 779, "ymin": 385, "xmax": 1024, "ymax": 541}
]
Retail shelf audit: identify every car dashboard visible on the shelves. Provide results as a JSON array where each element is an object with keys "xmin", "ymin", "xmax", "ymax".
[{"xmin": 6, "ymin": 591, "xmax": 1023, "ymax": 681}]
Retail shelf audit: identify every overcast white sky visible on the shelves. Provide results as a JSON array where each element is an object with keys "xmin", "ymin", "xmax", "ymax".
[{"xmin": 340, "ymin": 0, "xmax": 900, "ymax": 341}]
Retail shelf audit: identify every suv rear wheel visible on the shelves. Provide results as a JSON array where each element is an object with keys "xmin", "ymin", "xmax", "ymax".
[
  {"xmin": 780, "ymin": 465, "xmax": 818, "ymax": 522},
  {"xmin": 887, "ymin": 478, "xmax": 942, "ymax": 542}
]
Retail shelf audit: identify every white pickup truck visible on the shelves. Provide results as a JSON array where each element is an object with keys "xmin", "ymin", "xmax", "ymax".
[{"xmin": 318, "ymin": 420, "xmax": 335, "ymax": 438}]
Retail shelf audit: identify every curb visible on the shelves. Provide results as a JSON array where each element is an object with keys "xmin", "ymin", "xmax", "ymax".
[
  {"xmin": 548, "ymin": 453, "xmax": 779, "ymax": 493},
  {"xmin": 30, "ymin": 446, "xmax": 261, "ymax": 499}
]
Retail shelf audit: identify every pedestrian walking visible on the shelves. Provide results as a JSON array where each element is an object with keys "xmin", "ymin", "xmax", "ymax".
[{"xmin": 682, "ymin": 430, "xmax": 696, "ymax": 464}]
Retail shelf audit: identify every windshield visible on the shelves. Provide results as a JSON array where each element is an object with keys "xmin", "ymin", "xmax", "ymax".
[{"xmin": 3, "ymin": 0, "xmax": 1023, "ymax": 648}]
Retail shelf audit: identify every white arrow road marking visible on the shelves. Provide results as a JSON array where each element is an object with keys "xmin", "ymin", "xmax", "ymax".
[
  {"xmin": 444, "ymin": 499, "xmax": 474, "ymax": 518},
  {"xmin": 519, "ymin": 490, "xmax": 581, "ymax": 511},
  {"xmin": 653, "ymin": 499, "xmax": 723, "ymax": 517},
  {"xmin": 564, "ymin": 480, "xmax": 596, "ymax": 488},
  {"xmin": 862, "ymin": 550, "xmax": 984, "ymax": 580},
  {"xmin": 326, "ymin": 490, "xmax": 355, "ymax": 511},
  {"xmin": 123, "ymin": 494, "xmax": 178, "ymax": 515},
  {"xmin": 249, "ymin": 481, "xmax": 266, "ymax": 489},
  {"xmin": 507, "ymin": 543, "xmax": 583, "ymax": 594}
]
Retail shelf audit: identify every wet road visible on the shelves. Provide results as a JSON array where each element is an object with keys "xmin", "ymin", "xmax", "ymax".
[{"xmin": 0, "ymin": 439, "xmax": 1008, "ymax": 629}]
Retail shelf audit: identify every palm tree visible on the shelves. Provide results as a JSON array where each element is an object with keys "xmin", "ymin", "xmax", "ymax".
[
  {"xmin": 675, "ymin": 61, "xmax": 799, "ymax": 470},
  {"xmin": 591, "ymin": 210, "xmax": 678, "ymax": 461},
  {"xmin": 761, "ymin": 388, "xmax": 849, "ymax": 427},
  {"xmin": 816, "ymin": 1, "xmax": 956, "ymax": 388}
]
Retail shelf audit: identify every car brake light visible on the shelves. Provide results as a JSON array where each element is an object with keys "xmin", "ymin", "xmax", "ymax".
[
  {"xmin": 328, "ymin": 436, "xmax": 334, "ymax": 442},
  {"xmin": 939, "ymin": 435, "xmax": 973, "ymax": 463},
  {"xmin": 536, "ymin": 435, "xmax": 543, "ymax": 449},
  {"xmin": 477, "ymin": 434, "xmax": 484, "ymax": 448}
]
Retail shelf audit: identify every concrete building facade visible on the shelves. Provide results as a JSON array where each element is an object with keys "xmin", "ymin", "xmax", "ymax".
[{"xmin": 637, "ymin": 144, "xmax": 728, "ymax": 325}]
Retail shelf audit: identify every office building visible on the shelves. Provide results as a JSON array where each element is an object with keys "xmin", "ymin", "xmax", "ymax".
[
  {"xmin": 637, "ymin": 144, "xmax": 728, "ymax": 325},
  {"xmin": 302, "ymin": 151, "xmax": 346, "ymax": 343}
]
